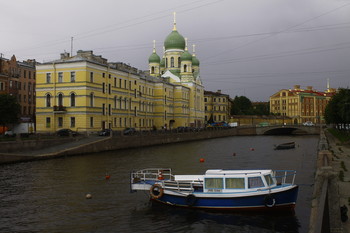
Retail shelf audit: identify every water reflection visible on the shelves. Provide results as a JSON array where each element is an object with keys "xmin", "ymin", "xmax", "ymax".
[{"xmin": 128, "ymin": 202, "xmax": 300, "ymax": 233}]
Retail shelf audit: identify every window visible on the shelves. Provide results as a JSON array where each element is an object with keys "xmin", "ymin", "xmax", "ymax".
[
  {"xmin": 178, "ymin": 57, "xmax": 181, "ymax": 67},
  {"xmin": 90, "ymin": 117, "xmax": 94, "ymax": 127},
  {"xmin": 70, "ymin": 117, "xmax": 75, "ymax": 128},
  {"xmin": 102, "ymin": 83, "xmax": 105, "ymax": 93},
  {"xmin": 46, "ymin": 117, "xmax": 51, "ymax": 128},
  {"xmin": 264, "ymin": 175, "xmax": 275, "ymax": 186},
  {"xmin": 70, "ymin": 93, "xmax": 75, "ymax": 107},
  {"xmin": 58, "ymin": 72, "xmax": 63, "ymax": 83},
  {"xmin": 248, "ymin": 177, "xmax": 264, "ymax": 188},
  {"xmin": 70, "ymin": 72, "xmax": 75, "ymax": 82},
  {"xmin": 184, "ymin": 64, "xmax": 187, "ymax": 72},
  {"xmin": 90, "ymin": 72, "xmax": 94, "ymax": 82},
  {"xmin": 226, "ymin": 178, "xmax": 245, "ymax": 189},
  {"xmin": 58, "ymin": 93, "xmax": 63, "ymax": 106},
  {"xmin": 108, "ymin": 84, "xmax": 111, "ymax": 94},
  {"xmin": 58, "ymin": 117, "xmax": 63, "ymax": 127},
  {"xmin": 205, "ymin": 178, "xmax": 223, "ymax": 189},
  {"xmin": 46, "ymin": 94, "xmax": 51, "ymax": 107},
  {"xmin": 151, "ymin": 66, "xmax": 155, "ymax": 74},
  {"xmin": 90, "ymin": 93, "xmax": 94, "ymax": 107},
  {"xmin": 108, "ymin": 104, "xmax": 111, "ymax": 115},
  {"xmin": 170, "ymin": 57, "xmax": 174, "ymax": 67},
  {"xmin": 102, "ymin": 103, "xmax": 105, "ymax": 115},
  {"xmin": 46, "ymin": 73, "xmax": 51, "ymax": 83}
]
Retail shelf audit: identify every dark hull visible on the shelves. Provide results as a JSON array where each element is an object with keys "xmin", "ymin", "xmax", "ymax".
[{"xmin": 152, "ymin": 185, "xmax": 298, "ymax": 211}]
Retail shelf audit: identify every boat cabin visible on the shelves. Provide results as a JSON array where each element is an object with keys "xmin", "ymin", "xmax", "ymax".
[{"xmin": 201, "ymin": 169, "xmax": 277, "ymax": 193}]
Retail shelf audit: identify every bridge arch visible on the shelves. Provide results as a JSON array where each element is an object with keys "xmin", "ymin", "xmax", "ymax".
[{"xmin": 262, "ymin": 127, "xmax": 308, "ymax": 135}]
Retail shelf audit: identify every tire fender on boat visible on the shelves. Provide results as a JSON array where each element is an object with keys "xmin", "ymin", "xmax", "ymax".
[
  {"xmin": 186, "ymin": 194, "xmax": 197, "ymax": 206},
  {"xmin": 264, "ymin": 194, "xmax": 276, "ymax": 208},
  {"xmin": 150, "ymin": 184, "xmax": 164, "ymax": 199}
]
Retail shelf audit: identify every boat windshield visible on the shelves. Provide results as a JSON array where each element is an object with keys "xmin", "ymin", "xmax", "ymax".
[{"xmin": 264, "ymin": 174, "xmax": 275, "ymax": 186}]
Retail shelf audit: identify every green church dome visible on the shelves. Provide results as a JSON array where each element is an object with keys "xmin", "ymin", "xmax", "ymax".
[
  {"xmin": 148, "ymin": 52, "xmax": 160, "ymax": 63},
  {"xmin": 164, "ymin": 30, "xmax": 185, "ymax": 50},
  {"xmin": 192, "ymin": 56, "xmax": 200, "ymax": 66},
  {"xmin": 181, "ymin": 50, "xmax": 192, "ymax": 61}
]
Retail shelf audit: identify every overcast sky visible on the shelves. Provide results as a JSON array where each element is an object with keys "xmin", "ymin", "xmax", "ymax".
[{"xmin": 1, "ymin": 0, "xmax": 349, "ymax": 101}]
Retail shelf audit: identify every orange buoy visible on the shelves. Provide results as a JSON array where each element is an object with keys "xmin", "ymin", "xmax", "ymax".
[
  {"xmin": 105, "ymin": 175, "xmax": 111, "ymax": 180},
  {"xmin": 199, "ymin": 158, "xmax": 205, "ymax": 163}
]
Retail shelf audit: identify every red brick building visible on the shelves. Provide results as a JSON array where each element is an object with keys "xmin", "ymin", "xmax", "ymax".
[{"xmin": 0, "ymin": 55, "xmax": 36, "ymax": 123}]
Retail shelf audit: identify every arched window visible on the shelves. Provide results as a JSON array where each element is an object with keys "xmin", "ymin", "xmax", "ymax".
[
  {"xmin": 151, "ymin": 66, "xmax": 155, "ymax": 74},
  {"xmin": 166, "ymin": 58, "xmax": 168, "ymax": 68},
  {"xmin": 178, "ymin": 57, "xmax": 181, "ymax": 67},
  {"xmin": 46, "ymin": 94, "xmax": 51, "ymax": 107},
  {"xmin": 184, "ymin": 64, "xmax": 187, "ymax": 72},
  {"xmin": 58, "ymin": 93, "xmax": 63, "ymax": 106},
  {"xmin": 70, "ymin": 93, "xmax": 76, "ymax": 107},
  {"xmin": 170, "ymin": 57, "xmax": 174, "ymax": 67}
]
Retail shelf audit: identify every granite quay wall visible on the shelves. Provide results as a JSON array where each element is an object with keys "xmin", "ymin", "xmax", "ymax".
[
  {"xmin": 43, "ymin": 127, "xmax": 257, "ymax": 157},
  {"xmin": 308, "ymin": 130, "xmax": 342, "ymax": 233}
]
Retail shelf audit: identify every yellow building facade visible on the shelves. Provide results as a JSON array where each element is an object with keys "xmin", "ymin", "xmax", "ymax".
[
  {"xmin": 270, "ymin": 85, "xmax": 336, "ymax": 124},
  {"xmin": 204, "ymin": 90, "xmax": 231, "ymax": 124},
  {"xmin": 36, "ymin": 17, "xmax": 205, "ymax": 133}
]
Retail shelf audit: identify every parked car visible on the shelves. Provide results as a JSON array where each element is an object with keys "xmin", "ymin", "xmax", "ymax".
[
  {"xmin": 303, "ymin": 121, "xmax": 314, "ymax": 126},
  {"xmin": 123, "ymin": 127, "xmax": 136, "ymax": 135},
  {"xmin": 4, "ymin": 130, "xmax": 15, "ymax": 137},
  {"xmin": 99, "ymin": 129, "xmax": 112, "ymax": 136},
  {"xmin": 57, "ymin": 129, "xmax": 78, "ymax": 136}
]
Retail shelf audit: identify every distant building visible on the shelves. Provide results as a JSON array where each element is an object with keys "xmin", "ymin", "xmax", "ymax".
[
  {"xmin": 270, "ymin": 85, "xmax": 336, "ymax": 124},
  {"xmin": 204, "ymin": 90, "xmax": 231, "ymax": 123},
  {"xmin": 0, "ymin": 55, "xmax": 36, "ymax": 123}
]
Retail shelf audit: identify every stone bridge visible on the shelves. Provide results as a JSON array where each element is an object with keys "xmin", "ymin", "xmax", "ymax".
[{"xmin": 255, "ymin": 125, "xmax": 321, "ymax": 135}]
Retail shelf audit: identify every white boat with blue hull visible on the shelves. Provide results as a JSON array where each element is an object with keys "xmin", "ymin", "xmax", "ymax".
[{"xmin": 130, "ymin": 168, "xmax": 298, "ymax": 211}]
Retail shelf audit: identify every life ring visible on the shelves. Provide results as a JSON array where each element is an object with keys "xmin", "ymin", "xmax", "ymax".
[
  {"xmin": 264, "ymin": 194, "xmax": 276, "ymax": 208},
  {"xmin": 186, "ymin": 194, "xmax": 197, "ymax": 206},
  {"xmin": 150, "ymin": 184, "xmax": 164, "ymax": 199}
]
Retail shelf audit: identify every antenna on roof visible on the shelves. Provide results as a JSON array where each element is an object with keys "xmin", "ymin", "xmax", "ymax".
[{"xmin": 71, "ymin": 37, "xmax": 74, "ymax": 57}]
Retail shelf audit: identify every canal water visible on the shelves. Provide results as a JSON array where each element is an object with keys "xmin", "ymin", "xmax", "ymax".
[{"xmin": 0, "ymin": 135, "xmax": 318, "ymax": 233}]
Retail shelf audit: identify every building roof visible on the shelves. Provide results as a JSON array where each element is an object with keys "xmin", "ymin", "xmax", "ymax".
[{"xmin": 164, "ymin": 30, "xmax": 186, "ymax": 50}]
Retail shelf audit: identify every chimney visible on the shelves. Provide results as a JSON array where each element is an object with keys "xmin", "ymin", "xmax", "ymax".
[
  {"xmin": 294, "ymin": 85, "xmax": 300, "ymax": 90},
  {"xmin": 217, "ymin": 90, "xmax": 221, "ymax": 93},
  {"xmin": 60, "ymin": 52, "xmax": 70, "ymax": 59},
  {"xmin": 306, "ymin": 86, "xmax": 313, "ymax": 91}
]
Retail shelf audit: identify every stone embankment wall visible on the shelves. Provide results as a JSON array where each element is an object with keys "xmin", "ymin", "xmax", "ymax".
[
  {"xmin": 308, "ymin": 130, "xmax": 342, "ymax": 233},
  {"xmin": 48, "ymin": 128, "xmax": 257, "ymax": 157}
]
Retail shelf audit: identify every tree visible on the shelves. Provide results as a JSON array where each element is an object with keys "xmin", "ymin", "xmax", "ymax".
[
  {"xmin": 231, "ymin": 96, "xmax": 253, "ymax": 115},
  {"xmin": 0, "ymin": 94, "xmax": 21, "ymax": 128},
  {"xmin": 324, "ymin": 88, "xmax": 350, "ymax": 129}
]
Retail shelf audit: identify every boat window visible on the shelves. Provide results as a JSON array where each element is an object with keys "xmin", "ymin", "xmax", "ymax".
[
  {"xmin": 225, "ymin": 178, "xmax": 245, "ymax": 189},
  {"xmin": 264, "ymin": 174, "xmax": 275, "ymax": 186},
  {"xmin": 205, "ymin": 178, "xmax": 223, "ymax": 189},
  {"xmin": 248, "ymin": 177, "xmax": 264, "ymax": 188}
]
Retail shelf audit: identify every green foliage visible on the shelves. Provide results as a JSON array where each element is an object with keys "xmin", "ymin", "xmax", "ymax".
[
  {"xmin": 231, "ymin": 96, "xmax": 270, "ymax": 115},
  {"xmin": 325, "ymin": 88, "xmax": 350, "ymax": 125},
  {"xmin": 0, "ymin": 94, "xmax": 20, "ymax": 127},
  {"xmin": 327, "ymin": 128, "xmax": 350, "ymax": 143}
]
